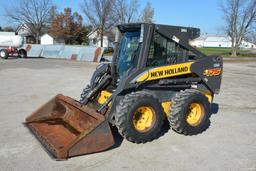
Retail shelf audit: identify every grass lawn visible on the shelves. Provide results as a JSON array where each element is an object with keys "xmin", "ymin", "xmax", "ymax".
[
  {"xmin": 197, "ymin": 47, "xmax": 256, "ymax": 57},
  {"xmin": 102, "ymin": 47, "xmax": 256, "ymax": 57},
  {"xmin": 103, "ymin": 52, "xmax": 114, "ymax": 56}
]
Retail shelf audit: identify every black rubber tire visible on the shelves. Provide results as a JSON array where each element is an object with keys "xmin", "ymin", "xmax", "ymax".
[
  {"xmin": 168, "ymin": 89, "xmax": 211, "ymax": 135},
  {"xmin": 0, "ymin": 49, "xmax": 8, "ymax": 59},
  {"xmin": 18, "ymin": 49, "xmax": 27, "ymax": 58},
  {"xmin": 115, "ymin": 91, "xmax": 164, "ymax": 143},
  {"xmin": 79, "ymin": 85, "xmax": 91, "ymax": 104}
]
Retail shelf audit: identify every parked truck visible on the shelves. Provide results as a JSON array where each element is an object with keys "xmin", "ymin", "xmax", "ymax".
[{"xmin": 0, "ymin": 32, "xmax": 27, "ymax": 59}]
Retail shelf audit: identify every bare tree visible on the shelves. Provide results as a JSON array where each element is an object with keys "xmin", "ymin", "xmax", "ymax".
[
  {"xmin": 48, "ymin": 6, "xmax": 58, "ymax": 24},
  {"xmin": 81, "ymin": 0, "xmax": 118, "ymax": 47},
  {"xmin": 221, "ymin": 0, "xmax": 256, "ymax": 56},
  {"xmin": 246, "ymin": 22, "xmax": 256, "ymax": 43},
  {"xmin": 116, "ymin": 0, "xmax": 139, "ymax": 24},
  {"xmin": 252, "ymin": 33, "xmax": 256, "ymax": 44},
  {"xmin": 140, "ymin": 2, "xmax": 154, "ymax": 23},
  {"xmin": 5, "ymin": 0, "xmax": 53, "ymax": 44}
]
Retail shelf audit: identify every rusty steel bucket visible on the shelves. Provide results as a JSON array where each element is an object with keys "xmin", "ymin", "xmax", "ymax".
[{"xmin": 25, "ymin": 94, "xmax": 115, "ymax": 160}]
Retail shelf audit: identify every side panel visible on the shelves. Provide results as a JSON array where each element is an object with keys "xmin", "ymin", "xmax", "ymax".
[
  {"xmin": 190, "ymin": 56, "xmax": 223, "ymax": 94},
  {"xmin": 125, "ymin": 57, "xmax": 222, "ymax": 94},
  {"xmin": 134, "ymin": 62, "xmax": 193, "ymax": 82}
]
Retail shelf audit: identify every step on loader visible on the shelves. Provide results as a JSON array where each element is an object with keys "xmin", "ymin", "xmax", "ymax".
[{"xmin": 25, "ymin": 23, "xmax": 222, "ymax": 160}]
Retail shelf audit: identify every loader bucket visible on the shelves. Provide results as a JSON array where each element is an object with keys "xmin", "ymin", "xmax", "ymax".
[{"xmin": 25, "ymin": 94, "xmax": 115, "ymax": 160}]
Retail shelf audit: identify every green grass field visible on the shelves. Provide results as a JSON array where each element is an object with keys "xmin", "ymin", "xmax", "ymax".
[
  {"xmin": 197, "ymin": 47, "xmax": 256, "ymax": 57},
  {"xmin": 103, "ymin": 47, "xmax": 256, "ymax": 57}
]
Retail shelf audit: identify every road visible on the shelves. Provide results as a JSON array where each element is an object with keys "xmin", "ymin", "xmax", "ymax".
[{"xmin": 0, "ymin": 58, "xmax": 255, "ymax": 171}]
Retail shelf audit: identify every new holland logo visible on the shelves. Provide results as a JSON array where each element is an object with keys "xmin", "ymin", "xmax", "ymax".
[
  {"xmin": 135, "ymin": 62, "xmax": 193, "ymax": 82},
  {"xmin": 150, "ymin": 66, "xmax": 189, "ymax": 78}
]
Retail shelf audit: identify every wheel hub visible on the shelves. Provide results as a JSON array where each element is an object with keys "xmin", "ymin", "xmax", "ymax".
[
  {"xmin": 133, "ymin": 106, "xmax": 155, "ymax": 132},
  {"xmin": 186, "ymin": 103, "xmax": 204, "ymax": 126}
]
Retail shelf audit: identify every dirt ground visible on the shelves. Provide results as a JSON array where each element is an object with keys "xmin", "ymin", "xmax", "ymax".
[{"xmin": 0, "ymin": 58, "xmax": 255, "ymax": 171}]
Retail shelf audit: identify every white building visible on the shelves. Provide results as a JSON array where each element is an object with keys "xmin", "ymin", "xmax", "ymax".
[
  {"xmin": 190, "ymin": 35, "xmax": 256, "ymax": 49},
  {"xmin": 0, "ymin": 32, "xmax": 16, "ymax": 36},
  {"xmin": 87, "ymin": 29, "xmax": 109, "ymax": 48},
  {"xmin": 189, "ymin": 36, "xmax": 205, "ymax": 48},
  {"xmin": 203, "ymin": 36, "xmax": 231, "ymax": 48},
  {"xmin": 240, "ymin": 40, "xmax": 256, "ymax": 48},
  {"xmin": 16, "ymin": 23, "xmax": 35, "ymax": 44},
  {"xmin": 40, "ymin": 34, "xmax": 54, "ymax": 45}
]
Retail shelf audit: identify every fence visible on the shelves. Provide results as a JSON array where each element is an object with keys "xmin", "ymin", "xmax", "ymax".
[{"xmin": 23, "ymin": 44, "xmax": 105, "ymax": 62}]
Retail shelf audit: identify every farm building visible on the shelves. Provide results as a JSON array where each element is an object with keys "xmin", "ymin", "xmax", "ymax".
[
  {"xmin": 40, "ymin": 34, "xmax": 54, "ymax": 45},
  {"xmin": 87, "ymin": 29, "xmax": 109, "ymax": 48},
  {"xmin": 190, "ymin": 35, "xmax": 256, "ymax": 49},
  {"xmin": 16, "ymin": 23, "xmax": 36, "ymax": 44},
  {"xmin": 190, "ymin": 36, "xmax": 205, "ymax": 48}
]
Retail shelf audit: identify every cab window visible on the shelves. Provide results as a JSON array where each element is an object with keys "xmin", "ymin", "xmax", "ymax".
[{"xmin": 146, "ymin": 32, "xmax": 186, "ymax": 67}]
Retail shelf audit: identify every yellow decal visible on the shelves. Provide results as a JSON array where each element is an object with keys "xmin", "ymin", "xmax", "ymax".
[
  {"xmin": 161, "ymin": 101, "xmax": 171, "ymax": 117},
  {"xmin": 204, "ymin": 92, "xmax": 213, "ymax": 103},
  {"xmin": 98, "ymin": 90, "xmax": 112, "ymax": 105},
  {"xmin": 203, "ymin": 68, "xmax": 222, "ymax": 77},
  {"xmin": 137, "ymin": 62, "xmax": 193, "ymax": 82}
]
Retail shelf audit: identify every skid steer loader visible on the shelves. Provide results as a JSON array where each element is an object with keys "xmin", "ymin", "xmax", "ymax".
[{"xmin": 25, "ymin": 23, "xmax": 222, "ymax": 159}]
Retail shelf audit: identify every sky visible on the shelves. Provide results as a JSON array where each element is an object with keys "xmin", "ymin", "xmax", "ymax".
[{"xmin": 0, "ymin": 0, "xmax": 224, "ymax": 34}]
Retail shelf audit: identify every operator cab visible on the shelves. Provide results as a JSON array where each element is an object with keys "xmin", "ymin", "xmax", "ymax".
[
  {"xmin": 112, "ymin": 23, "xmax": 203, "ymax": 82},
  {"xmin": 114, "ymin": 24, "xmax": 143, "ymax": 79}
]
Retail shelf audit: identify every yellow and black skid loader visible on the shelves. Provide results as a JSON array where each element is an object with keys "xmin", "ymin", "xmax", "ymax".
[{"xmin": 25, "ymin": 23, "xmax": 222, "ymax": 159}]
